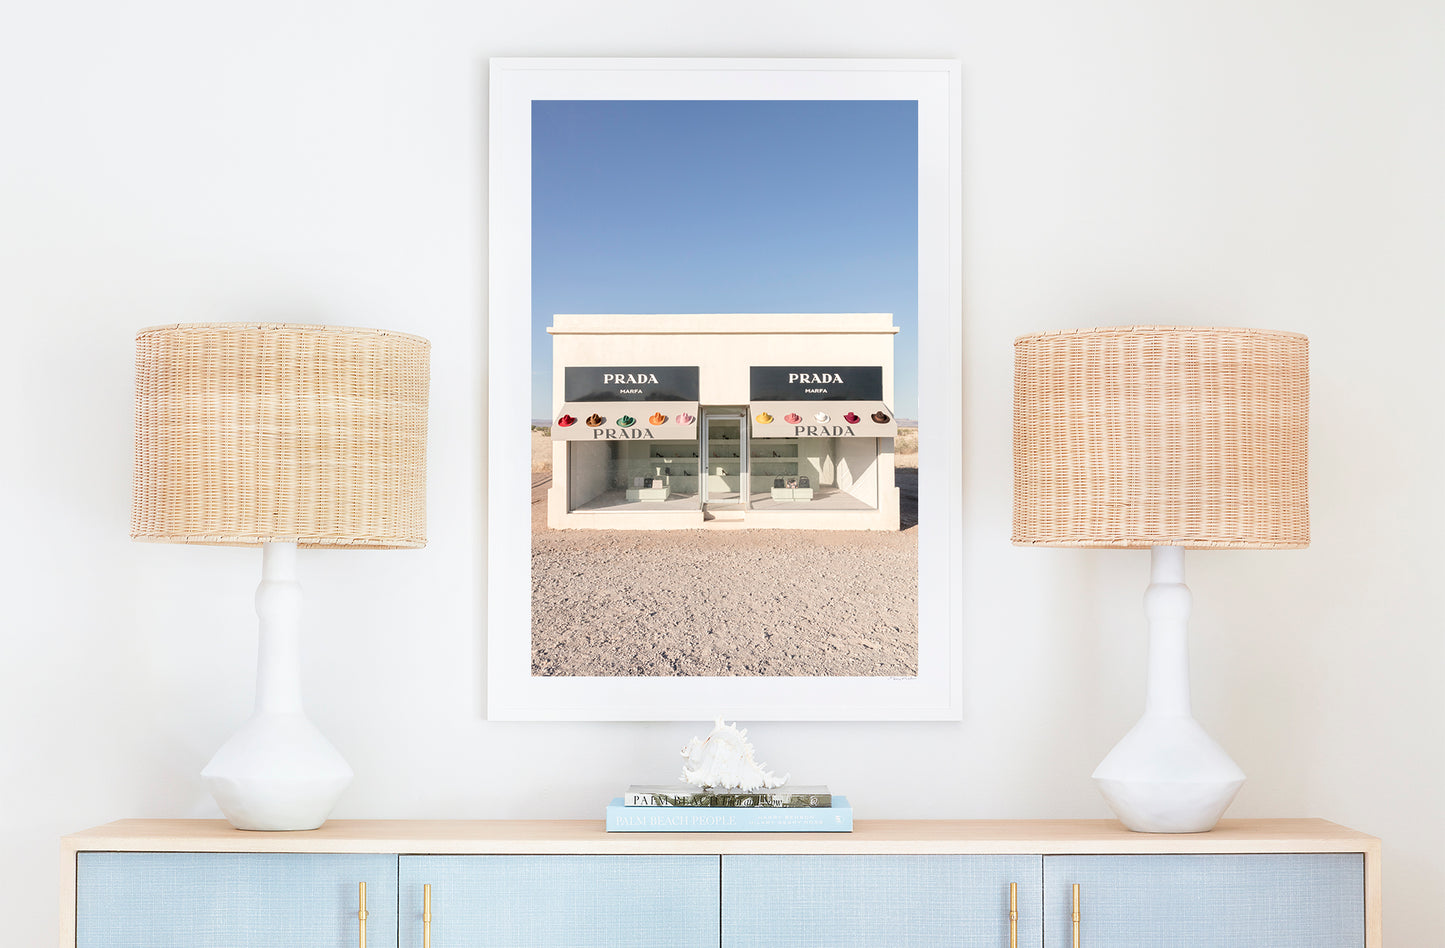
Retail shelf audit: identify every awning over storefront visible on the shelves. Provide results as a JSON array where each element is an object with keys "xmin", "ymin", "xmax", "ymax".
[
  {"xmin": 552, "ymin": 401, "xmax": 700, "ymax": 441},
  {"xmin": 749, "ymin": 401, "xmax": 898, "ymax": 438},
  {"xmin": 747, "ymin": 365, "xmax": 896, "ymax": 438},
  {"xmin": 552, "ymin": 365, "xmax": 701, "ymax": 441}
]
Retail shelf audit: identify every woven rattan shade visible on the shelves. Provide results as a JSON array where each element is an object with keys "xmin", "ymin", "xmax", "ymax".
[
  {"xmin": 1013, "ymin": 326, "xmax": 1308, "ymax": 549},
  {"xmin": 133, "ymin": 322, "xmax": 430, "ymax": 548}
]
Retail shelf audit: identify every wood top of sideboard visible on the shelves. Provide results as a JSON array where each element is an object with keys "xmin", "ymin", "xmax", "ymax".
[{"xmin": 62, "ymin": 818, "xmax": 1380, "ymax": 856}]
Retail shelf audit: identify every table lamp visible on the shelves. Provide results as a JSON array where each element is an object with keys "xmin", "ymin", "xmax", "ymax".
[
  {"xmin": 1012, "ymin": 326, "xmax": 1308, "ymax": 833},
  {"xmin": 132, "ymin": 322, "xmax": 429, "ymax": 830}
]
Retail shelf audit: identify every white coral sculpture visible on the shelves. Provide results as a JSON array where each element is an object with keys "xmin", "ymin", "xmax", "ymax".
[{"xmin": 679, "ymin": 717, "xmax": 789, "ymax": 791}]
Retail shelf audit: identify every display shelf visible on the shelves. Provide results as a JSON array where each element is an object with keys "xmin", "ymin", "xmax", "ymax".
[
  {"xmin": 751, "ymin": 443, "xmax": 801, "ymax": 489},
  {"xmin": 750, "ymin": 443, "xmax": 799, "ymax": 464},
  {"xmin": 616, "ymin": 452, "xmax": 700, "ymax": 498}
]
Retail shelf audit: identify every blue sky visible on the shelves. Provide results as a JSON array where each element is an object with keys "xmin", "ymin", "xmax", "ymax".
[{"xmin": 531, "ymin": 99, "xmax": 918, "ymax": 420}]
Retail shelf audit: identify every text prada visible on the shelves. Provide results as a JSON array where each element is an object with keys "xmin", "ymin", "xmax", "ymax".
[
  {"xmin": 794, "ymin": 425, "xmax": 856, "ymax": 437},
  {"xmin": 789, "ymin": 372, "xmax": 844, "ymax": 384},
  {"xmin": 602, "ymin": 372, "xmax": 660, "ymax": 384}
]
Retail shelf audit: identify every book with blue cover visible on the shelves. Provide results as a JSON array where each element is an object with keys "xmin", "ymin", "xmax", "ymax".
[{"xmin": 607, "ymin": 796, "xmax": 852, "ymax": 832}]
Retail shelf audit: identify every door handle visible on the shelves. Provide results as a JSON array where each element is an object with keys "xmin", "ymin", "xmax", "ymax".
[
  {"xmin": 1071, "ymin": 883, "xmax": 1081, "ymax": 948},
  {"xmin": 357, "ymin": 881, "xmax": 368, "ymax": 948},
  {"xmin": 1009, "ymin": 881, "xmax": 1018, "ymax": 947},
  {"xmin": 422, "ymin": 883, "xmax": 432, "ymax": 948}
]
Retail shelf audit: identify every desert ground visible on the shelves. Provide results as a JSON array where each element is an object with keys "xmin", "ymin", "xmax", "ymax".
[{"xmin": 530, "ymin": 428, "xmax": 919, "ymax": 677}]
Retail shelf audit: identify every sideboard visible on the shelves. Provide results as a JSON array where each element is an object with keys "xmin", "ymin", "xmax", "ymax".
[{"xmin": 61, "ymin": 818, "xmax": 1381, "ymax": 947}]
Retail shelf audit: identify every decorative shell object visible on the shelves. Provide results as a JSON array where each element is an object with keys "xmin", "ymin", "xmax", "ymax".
[{"xmin": 680, "ymin": 718, "xmax": 789, "ymax": 791}]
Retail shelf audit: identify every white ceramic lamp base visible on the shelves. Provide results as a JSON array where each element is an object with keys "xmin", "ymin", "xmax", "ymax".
[
  {"xmin": 1092, "ymin": 546, "xmax": 1245, "ymax": 833},
  {"xmin": 201, "ymin": 542, "xmax": 352, "ymax": 831}
]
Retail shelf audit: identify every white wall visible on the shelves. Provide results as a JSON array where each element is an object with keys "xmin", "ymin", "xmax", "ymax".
[
  {"xmin": 799, "ymin": 437, "xmax": 834, "ymax": 487},
  {"xmin": 2, "ymin": 0, "xmax": 1441, "ymax": 943},
  {"xmin": 566, "ymin": 440, "xmax": 611, "ymax": 506},
  {"xmin": 834, "ymin": 437, "xmax": 880, "ymax": 505}
]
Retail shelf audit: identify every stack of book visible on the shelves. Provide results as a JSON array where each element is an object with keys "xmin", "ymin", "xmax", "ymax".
[{"xmin": 606, "ymin": 785, "xmax": 851, "ymax": 832}]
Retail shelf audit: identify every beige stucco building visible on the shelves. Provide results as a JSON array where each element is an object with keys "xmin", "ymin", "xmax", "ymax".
[{"xmin": 547, "ymin": 314, "xmax": 901, "ymax": 530}]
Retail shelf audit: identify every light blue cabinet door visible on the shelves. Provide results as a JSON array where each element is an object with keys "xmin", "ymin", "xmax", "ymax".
[
  {"xmin": 1044, "ymin": 854, "xmax": 1364, "ymax": 948},
  {"xmin": 76, "ymin": 852, "xmax": 397, "ymax": 948},
  {"xmin": 723, "ymin": 854, "xmax": 1043, "ymax": 948},
  {"xmin": 398, "ymin": 855, "xmax": 719, "ymax": 948}
]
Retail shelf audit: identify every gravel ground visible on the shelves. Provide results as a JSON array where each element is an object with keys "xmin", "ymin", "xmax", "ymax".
[{"xmin": 530, "ymin": 440, "xmax": 918, "ymax": 676}]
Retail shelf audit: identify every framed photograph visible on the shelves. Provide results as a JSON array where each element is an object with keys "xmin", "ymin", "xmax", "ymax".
[{"xmin": 488, "ymin": 58, "xmax": 961, "ymax": 720}]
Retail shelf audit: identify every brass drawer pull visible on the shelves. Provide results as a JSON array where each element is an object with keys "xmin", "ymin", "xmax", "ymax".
[
  {"xmin": 1009, "ymin": 881, "xmax": 1018, "ymax": 947},
  {"xmin": 1071, "ymin": 883, "xmax": 1081, "ymax": 948},
  {"xmin": 357, "ymin": 882, "xmax": 368, "ymax": 948},
  {"xmin": 423, "ymin": 883, "xmax": 432, "ymax": 948}
]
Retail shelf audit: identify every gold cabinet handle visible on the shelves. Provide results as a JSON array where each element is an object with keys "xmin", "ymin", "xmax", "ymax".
[
  {"xmin": 1071, "ymin": 883, "xmax": 1081, "ymax": 948},
  {"xmin": 423, "ymin": 883, "xmax": 432, "ymax": 948},
  {"xmin": 1009, "ymin": 881, "xmax": 1018, "ymax": 947},
  {"xmin": 357, "ymin": 881, "xmax": 368, "ymax": 948}
]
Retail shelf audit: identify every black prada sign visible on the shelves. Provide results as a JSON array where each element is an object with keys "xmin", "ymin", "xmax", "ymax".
[
  {"xmin": 564, "ymin": 366, "xmax": 699, "ymax": 402},
  {"xmin": 750, "ymin": 366, "xmax": 883, "ymax": 401}
]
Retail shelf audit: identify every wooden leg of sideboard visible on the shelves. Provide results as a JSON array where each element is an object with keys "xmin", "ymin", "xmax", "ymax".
[
  {"xmin": 1365, "ymin": 843, "xmax": 1383, "ymax": 948},
  {"xmin": 59, "ymin": 842, "xmax": 77, "ymax": 948}
]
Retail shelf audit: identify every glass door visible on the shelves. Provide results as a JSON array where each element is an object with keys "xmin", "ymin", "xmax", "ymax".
[{"xmin": 701, "ymin": 411, "xmax": 747, "ymax": 508}]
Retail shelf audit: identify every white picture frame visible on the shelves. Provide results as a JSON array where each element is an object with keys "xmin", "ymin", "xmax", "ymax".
[{"xmin": 487, "ymin": 58, "xmax": 962, "ymax": 720}]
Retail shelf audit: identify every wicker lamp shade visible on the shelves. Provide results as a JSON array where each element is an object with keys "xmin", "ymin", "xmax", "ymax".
[
  {"xmin": 1013, "ymin": 325, "xmax": 1308, "ymax": 549},
  {"xmin": 132, "ymin": 322, "xmax": 430, "ymax": 548}
]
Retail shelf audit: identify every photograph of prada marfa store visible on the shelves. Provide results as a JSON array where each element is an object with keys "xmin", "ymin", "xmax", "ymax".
[{"xmin": 547, "ymin": 313, "xmax": 901, "ymax": 531}]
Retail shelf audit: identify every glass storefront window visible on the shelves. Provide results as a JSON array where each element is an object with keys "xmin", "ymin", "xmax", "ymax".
[
  {"xmin": 563, "ymin": 432, "xmax": 884, "ymax": 514},
  {"xmin": 566, "ymin": 439, "xmax": 701, "ymax": 512},
  {"xmin": 749, "ymin": 436, "xmax": 880, "ymax": 510}
]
